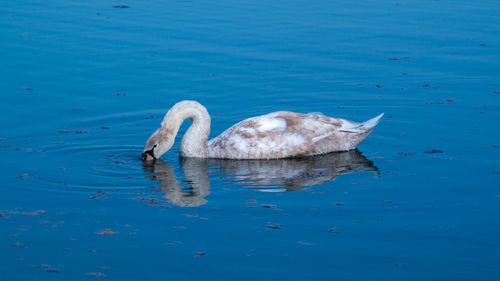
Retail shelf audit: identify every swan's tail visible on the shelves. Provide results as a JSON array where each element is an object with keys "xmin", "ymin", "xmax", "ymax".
[
  {"xmin": 339, "ymin": 113, "xmax": 384, "ymax": 133},
  {"xmin": 359, "ymin": 113, "xmax": 384, "ymax": 131}
]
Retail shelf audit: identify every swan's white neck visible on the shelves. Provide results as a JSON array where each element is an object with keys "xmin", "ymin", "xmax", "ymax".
[{"xmin": 161, "ymin": 100, "xmax": 211, "ymax": 158}]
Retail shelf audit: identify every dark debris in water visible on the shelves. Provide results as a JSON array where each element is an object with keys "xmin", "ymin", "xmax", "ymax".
[
  {"xmin": 15, "ymin": 173, "xmax": 37, "ymax": 179},
  {"xmin": 182, "ymin": 213, "xmax": 199, "ymax": 218},
  {"xmin": 266, "ymin": 224, "xmax": 281, "ymax": 229},
  {"xmin": 261, "ymin": 204, "xmax": 278, "ymax": 209},
  {"xmin": 45, "ymin": 268, "xmax": 59, "ymax": 273},
  {"xmin": 388, "ymin": 56, "xmax": 412, "ymax": 60},
  {"xmin": 398, "ymin": 152, "xmax": 416, "ymax": 156},
  {"xmin": 425, "ymin": 99, "xmax": 454, "ymax": 105},
  {"xmin": 195, "ymin": 252, "xmax": 206, "ymax": 258},
  {"xmin": 423, "ymin": 84, "xmax": 441, "ymax": 88},
  {"xmin": 424, "ymin": 149, "xmax": 444, "ymax": 154},
  {"xmin": 13, "ymin": 242, "xmax": 25, "ymax": 248},
  {"xmin": 85, "ymin": 272, "xmax": 106, "ymax": 277},
  {"xmin": 88, "ymin": 191, "xmax": 107, "ymax": 200},
  {"xmin": 112, "ymin": 5, "xmax": 130, "ymax": 8},
  {"xmin": 58, "ymin": 130, "xmax": 88, "ymax": 134},
  {"xmin": 88, "ymin": 249, "xmax": 104, "ymax": 253},
  {"xmin": 96, "ymin": 228, "xmax": 117, "ymax": 235},
  {"xmin": 327, "ymin": 227, "xmax": 340, "ymax": 233},
  {"xmin": 22, "ymin": 210, "xmax": 46, "ymax": 216},
  {"xmin": 1, "ymin": 210, "xmax": 20, "ymax": 218}
]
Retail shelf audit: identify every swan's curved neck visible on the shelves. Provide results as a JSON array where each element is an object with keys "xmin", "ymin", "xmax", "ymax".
[{"xmin": 161, "ymin": 101, "xmax": 211, "ymax": 158}]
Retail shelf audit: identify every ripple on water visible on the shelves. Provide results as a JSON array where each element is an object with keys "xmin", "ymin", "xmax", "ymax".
[
  {"xmin": 2, "ymin": 108, "xmax": 163, "ymax": 195},
  {"xmin": 17, "ymin": 142, "xmax": 149, "ymax": 194}
]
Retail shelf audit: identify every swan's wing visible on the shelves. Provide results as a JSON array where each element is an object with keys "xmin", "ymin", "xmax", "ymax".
[
  {"xmin": 207, "ymin": 111, "xmax": 349, "ymax": 158},
  {"xmin": 270, "ymin": 111, "xmax": 345, "ymax": 142}
]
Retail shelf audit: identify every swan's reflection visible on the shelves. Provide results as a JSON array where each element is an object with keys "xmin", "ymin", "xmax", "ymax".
[
  {"xmin": 143, "ymin": 150, "xmax": 378, "ymax": 207},
  {"xmin": 143, "ymin": 157, "xmax": 210, "ymax": 207}
]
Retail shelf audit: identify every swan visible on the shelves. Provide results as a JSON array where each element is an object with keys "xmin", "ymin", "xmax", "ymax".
[{"xmin": 142, "ymin": 100, "xmax": 383, "ymax": 160}]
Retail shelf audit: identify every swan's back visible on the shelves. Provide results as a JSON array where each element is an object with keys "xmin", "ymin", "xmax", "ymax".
[{"xmin": 206, "ymin": 111, "xmax": 382, "ymax": 159}]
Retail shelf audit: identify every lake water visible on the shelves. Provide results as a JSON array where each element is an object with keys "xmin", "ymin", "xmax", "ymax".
[{"xmin": 1, "ymin": 0, "xmax": 499, "ymax": 280}]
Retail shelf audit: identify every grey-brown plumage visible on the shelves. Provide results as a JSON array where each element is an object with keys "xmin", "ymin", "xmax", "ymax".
[{"xmin": 206, "ymin": 111, "xmax": 383, "ymax": 159}]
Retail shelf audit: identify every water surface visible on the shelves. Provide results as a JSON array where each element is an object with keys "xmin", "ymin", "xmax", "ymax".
[{"xmin": 1, "ymin": 0, "xmax": 499, "ymax": 280}]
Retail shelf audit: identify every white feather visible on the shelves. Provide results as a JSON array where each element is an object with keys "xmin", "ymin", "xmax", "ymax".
[{"xmin": 257, "ymin": 117, "xmax": 286, "ymax": 132}]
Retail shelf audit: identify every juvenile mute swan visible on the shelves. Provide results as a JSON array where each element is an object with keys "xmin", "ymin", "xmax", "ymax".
[{"xmin": 142, "ymin": 100, "xmax": 383, "ymax": 160}]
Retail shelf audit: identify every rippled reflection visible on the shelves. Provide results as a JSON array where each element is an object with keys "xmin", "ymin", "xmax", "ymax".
[
  {"xmin": 143, "ymin": 159, "xmax": 211, "ymax": 207},
  {"xmin": 143, "ymin": 150, "xmax": 378, "ymax": 207}
]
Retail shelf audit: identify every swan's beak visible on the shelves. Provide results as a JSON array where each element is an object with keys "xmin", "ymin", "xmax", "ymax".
[{"xmin": 142, "ymin": 149, "xmax": 156, "ymax": 161}]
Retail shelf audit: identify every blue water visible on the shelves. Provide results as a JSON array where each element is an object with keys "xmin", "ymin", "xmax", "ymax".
[{"xmin": 1, "ymin": 0, "xmax": 499, "ymax": 280}]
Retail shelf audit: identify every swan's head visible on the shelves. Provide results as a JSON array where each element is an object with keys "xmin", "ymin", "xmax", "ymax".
[{"xmin": 142, "ymin": 128, "xmax": 174, "ymax": 161}]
